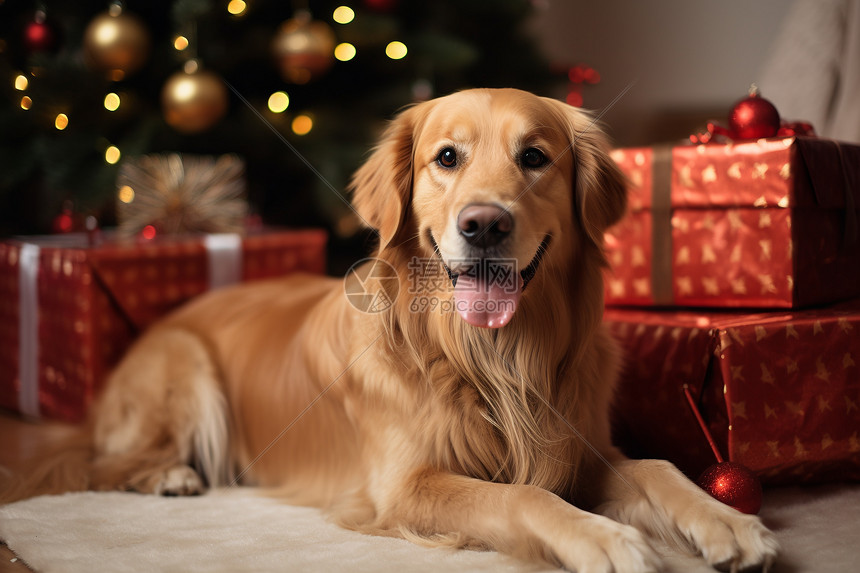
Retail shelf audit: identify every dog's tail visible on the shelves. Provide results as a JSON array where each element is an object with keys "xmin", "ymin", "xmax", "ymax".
[{"xmin": 0, "ymin": 423, "xmax": 95, "ymax": 504}]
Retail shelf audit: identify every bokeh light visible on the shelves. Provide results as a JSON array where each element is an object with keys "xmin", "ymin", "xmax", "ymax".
[{"xmin": 268, "ymin": 91, "xmax": 290, "ymax": 113}]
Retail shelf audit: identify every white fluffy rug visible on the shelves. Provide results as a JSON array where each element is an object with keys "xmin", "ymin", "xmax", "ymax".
[{"xmin": 1, "ymin": 484, "xmax": 858, "ymax": 572}]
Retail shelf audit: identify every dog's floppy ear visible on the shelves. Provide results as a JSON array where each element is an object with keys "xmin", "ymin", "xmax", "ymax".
[
  {"xmin": 350, "ymin": 104, "xmax": 424, "ymax": 248},
  {"xmin": 543, "ymin": 98, "xmax": 627, "ymax": 246}
]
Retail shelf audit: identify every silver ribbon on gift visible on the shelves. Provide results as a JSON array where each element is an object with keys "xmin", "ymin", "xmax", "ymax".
[{"xmin": 16, "ymin": 233, "xmax": 244, "ymax": 418}]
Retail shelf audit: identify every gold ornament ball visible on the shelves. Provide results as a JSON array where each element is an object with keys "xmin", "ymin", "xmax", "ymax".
[
  {"xmin": 83, "ymin": 9, "xmax": 150, "ymax": 79},
  {"xmin": 271, "ymin": 11, "xmax": 336, "ymax": 84},
  {"xmin": 161, "ymin": 66, "xmax": 229, "ymax": 134}
]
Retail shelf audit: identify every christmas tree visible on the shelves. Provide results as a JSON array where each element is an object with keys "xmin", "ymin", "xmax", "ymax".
[{"xmin": 1, "ymin": 0, "xmax": 562, "ymax": 268}]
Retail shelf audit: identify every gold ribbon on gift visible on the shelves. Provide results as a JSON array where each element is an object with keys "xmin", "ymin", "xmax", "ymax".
[{"xmin": 651, "ymin": 145, "xmax": 675, "ymax": 306}]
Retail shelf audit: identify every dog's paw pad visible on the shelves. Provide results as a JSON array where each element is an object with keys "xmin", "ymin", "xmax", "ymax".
[{"xmin": 155, "ymin": 465, "xmax": 204, "ymax": 496}]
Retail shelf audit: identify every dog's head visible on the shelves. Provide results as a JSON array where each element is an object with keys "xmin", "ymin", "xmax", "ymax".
[{"xmin": 351, "ymin": 88, "xmax": 626, "ymax": 328}]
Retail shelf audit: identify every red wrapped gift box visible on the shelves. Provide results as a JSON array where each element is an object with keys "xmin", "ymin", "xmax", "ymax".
[
  {"xmin": 605, "ymin": 136, "xmax": 860, "ymax": 308},
  {"xmin": 0, "ymin": 230, "xmax": 327, "ymax": 422},
  {"xmin": 606, "ymin": 303, "xmax": 860, "ymax": 485}
]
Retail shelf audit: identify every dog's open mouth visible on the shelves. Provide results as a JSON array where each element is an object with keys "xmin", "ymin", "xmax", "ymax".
[{"xmin": 429, "ymin": 233, "xmax": 551, "ymax": 329}]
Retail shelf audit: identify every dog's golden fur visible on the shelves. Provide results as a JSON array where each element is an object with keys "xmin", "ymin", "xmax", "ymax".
[{"xmin": 2, "ymin": 89, "xmax": 778, "ymax": 571}]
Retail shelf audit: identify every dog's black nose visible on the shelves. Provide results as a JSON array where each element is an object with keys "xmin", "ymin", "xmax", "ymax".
[{"xmin": 457, "ymin": 204, "xmax": 513, "ymax": 248}]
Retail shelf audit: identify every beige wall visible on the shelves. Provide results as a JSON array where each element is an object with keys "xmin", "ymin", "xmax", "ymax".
[{"xmin": 532, "ymin": 0, "xmax": 788, "ymax": 146}]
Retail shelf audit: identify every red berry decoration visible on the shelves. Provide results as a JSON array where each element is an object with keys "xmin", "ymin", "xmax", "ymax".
[
  {"xmin": 728, "ymin": 85, "xmax": 780, "ymax": 140},
  {"xmin": 697, "ymin": 461, "xmax": 763, "ymax": 515}
]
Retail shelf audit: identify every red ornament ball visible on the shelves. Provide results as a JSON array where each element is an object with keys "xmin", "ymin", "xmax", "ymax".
[
  {"xmin": 23, "ymin": 12, "xmax": 62, "ymax": 55},
  {"xmin": 729, "ymin": 90, "xmax": 780, "ymax": 140},
  {"xmin": 697, "ymin": 461, "xmax": 762, "ymax": 515}
]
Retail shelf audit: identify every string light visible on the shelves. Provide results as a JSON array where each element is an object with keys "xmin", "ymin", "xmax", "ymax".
[
  {"xmin": 332, "ymin": 6, "xmax": 355, "ymax": 24},
  {"xmin": 174, "ymin": 35, "xmax": 189, "ymax": 51},
  {"xmin": 104, "ymin": 92, "xmax": 121, "ymax": 111},
  {"xmin": 268, "ymin": 91, "xmax": 290, "ymax": 113},
  {"xmin": 227, "ymin": 0, "xmax": 247, "ymax": 16},
  {"xmin": 334, "ymin": 43, "xmax": 356, "ymax": 62},
  {"xmin": 55, "ymin": 113, "xmax": 69, "ymax": 130},
  {"xmin": 385, "ymin": 41, "xmax": 407, "ymax": 60},
  {"xmin": 118, "ymin": 185, "xmax": 135, "ymax": 203},
  {"xmin": 105, "ymin": 145, "xmax": 121, "ymax": 164},
  {"xmin": 141, "ymin": 225, "xmax": 157, "ymax": 240},
  {"xmin": 14, "ymin": 75, "xmax": 29, "ymax": 91},
  {"xmin": 291, "ymin": 114, "xmax": 313, "ymax": 135},
  {"xmin": 20, "ymin": 96, "xmax": 32, "ymax": 110}
]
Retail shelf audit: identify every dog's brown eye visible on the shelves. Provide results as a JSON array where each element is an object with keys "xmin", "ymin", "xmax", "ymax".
[
  {"xmin": 521, "ymin": 148, "xmax": 547, "ymax": 169},
  {"xmin": 437, "ymin": 148, "xmax": 457, "ymax": 168}
]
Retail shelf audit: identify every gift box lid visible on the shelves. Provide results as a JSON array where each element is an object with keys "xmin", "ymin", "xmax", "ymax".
[
  {"xmin": 611, "ymin": 136, "xmax": 860, "ymax": 211},
  {"xmin": 7, "ymin": 229, "xmax": 327, "ymax": 332}
]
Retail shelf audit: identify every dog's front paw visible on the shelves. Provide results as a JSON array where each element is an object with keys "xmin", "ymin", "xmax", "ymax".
[
  {"xmin": 680, "ymin": 504, "xmax": 778, "ymax": 571},
  {"xmin": 553, "ymin": 515, "xmax": 662, "ymax": 573},
  {"xmin": 151, "ymin": 465, "xmax": 205, "ymax": 496}
]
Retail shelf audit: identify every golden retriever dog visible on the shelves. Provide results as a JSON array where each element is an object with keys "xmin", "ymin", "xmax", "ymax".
[{"xmin": 3, "ymin": 89, "xmax": 778, "ymax": 572}]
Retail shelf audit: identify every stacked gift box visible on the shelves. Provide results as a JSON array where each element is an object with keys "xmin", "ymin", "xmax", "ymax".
[
  {"xmin": 604, "ymin": 134, "xmax": 860, "ymax": 485},
  {"xmin": 0, "ymin": 229, "xmax": 327, "ymax": 422}
]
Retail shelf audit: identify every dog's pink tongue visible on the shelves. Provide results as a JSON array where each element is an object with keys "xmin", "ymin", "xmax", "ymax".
[{"xmin": 453, "ymin": 274, "xmax": 522, "ymax": 328}]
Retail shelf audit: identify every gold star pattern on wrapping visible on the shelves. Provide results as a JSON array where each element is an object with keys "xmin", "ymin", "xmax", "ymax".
[
  {"xmin": 727, "ymin": 162, "xmax": 742, "ymax": 180},
  {"xmin": 702, "ymin": 277, "xmax": 719, "ymax": 295},
  {"xmin": 849, "ymin": 433, "xmax": 860, "ymax": 453},
  {"xmin": 821, "ymin": 434, "xmax": 834, "ymax": 450},
  {"xmin": 786, "ymin": 358, "xmax": 799, "ymax": 374},
  {"xmin": 759, "ymin": 212, "xmax": 772, "ymax": 228},
  {"xmin": 844, "ymin": 353, "xmax": 856, "ymax": 369},
  {"xmin": 632, "ymin": 278, "xmax": 650, "ymax": 297},
  {"xmin": 754, "ymin": 195, "xmax": 768, "ymax": 208},
  {"xmin": 702, "ymin": 164, "xmax": 717, "ymax": 183},
  {"xmin": 701, "ymin": 244, "xmax": 717, "ymax": 264},
  {"xmin": 679, "ymin": 163, "xmax": 694, "ymax": 187},
  {"xmin": 778, "ymin": 196, "xmax": 790, "ymax": 208},
  {"xmin": 758, "ymin": 274, "xmax": 777, "ymax": 294},
  {"xmin": 765, "ymin": 403, "xmax": 778, "ymax": 419},
  {"xmin": 609, "ymin": 279, "xmax": 625, "ymax": 298},
  {"xmin": 727, "ymin": 211, "xmax": 743, "ymax": 231},
  {"xmin": 755, "ymin": 326, "xmax": 768, "ymax": 342},
  {"xmin": 730, "ymin": 277, "xmax": 747, "ymax": 295},
  {"xmin": 794, "ymin": 437, "xmax": 809, "ymax": 458},
  {"xmin": 672, "ymin": 216, "xmax": 690, "ymax": 233},
  {"xmin": 677, "ymin": 276, "xmax": 693, "ymax": 295},
  {"xmin": 676, "ymin": 246, "xmax": 690, "ymax": 265},
  {"xmin": 815, "ymin": 357, "xmax": 831, "ymax": 382},
  {"xmin": 760, "ymin": 362, "xmax": 775, "ymax": 384},
  {"xmin": 818, "ymin": 396, "xmax": 832, "ymax": 413},
  {"xmin": 838, "ymin": 317, "xmax": 854, "ymax": 334},
  {"xmin": 779, "ymin": 162, "xmax": 791, "ymax": 179},
  {"xmin": 732, "ymin": 400, "xmax": 747, "ymax": 419},
  {"xmin": 752, "ymin": 162, "xmax": 769, "ymax": 179},
  {"xmin": 785, "ymin": 400, "xmax": 804, "ymax": 418},
  {"xmin": 846, "ymin": 397, "xmax": 858, "ymax": 415},
  {"xmin": 702, "ymin": 214, "xmax": 715, "ymax": 230},
  {"xmin": 759, "ymin": 239, "xmax": 772, "ymax": 260},
  {"xmin": 730, "ymin": 365, "xmax": 745, "ymax": 381},
  {"xmin": 813, "ymin": 320, "xmax": 824, "ymax": 335},
  {"xmin": 785, "ymin": 324, "xmax": 800, "ymax": 339},
  {"xmin": 730, "ymin": 244, "xmax": 742, "ymax": 263},
  {"xmin": 631, "ymin": 246, "xmax": 646, "ymax": 267},
  {"xmin": 767, "ymin": 440, "xmax": 782, "ymax": 458}
]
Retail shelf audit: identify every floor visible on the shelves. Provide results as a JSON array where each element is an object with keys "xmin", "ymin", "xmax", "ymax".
[{"xmin": 0, "ymin": 412, "xmax": 75, "ymax": 573}]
